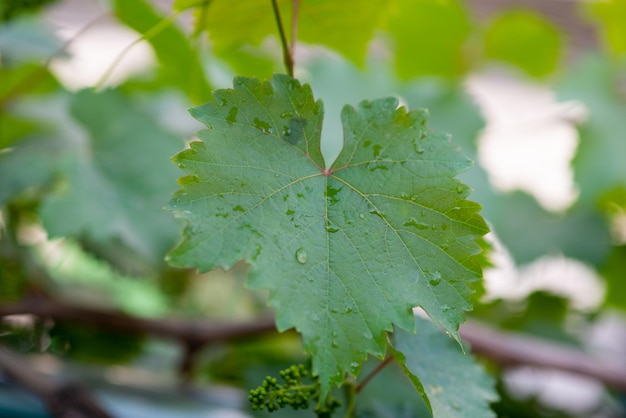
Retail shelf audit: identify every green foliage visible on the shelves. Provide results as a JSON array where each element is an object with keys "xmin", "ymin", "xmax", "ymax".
[
  {"xmin": 2, "ymin": 1, "xmax": 626, "ymax": 417},
  {"xmin": 112, "ymin": 0, "xmax": 212, "ymax": 102},
  {"xmin": 0, "ymin": 0, "xmax": 57, "ymax": 22},
  {"xmin": 483, "ymin": 10, "xmax": 562, "ymax": 78},
  {"xmin": 49, "ymin": 322, "xmax": 146, "ymax": 364},
  {"xmin": 600, "ymin": 245, "xmax": 626, "ymax": 311},
  {"xmin": 0, "ymin": 14, "xmax": 63, "ymax": 62},
  {"xmin": 558, "ymin": 55, "xmax": 626, "ymax": 207},
  {"xmin": 390, "ymin": 316, "xmax": 498, "ymax": 418},
  {"xmin": 481, "ymin": 191, "xmax": 611, "ymax": 266},
  {"xmin": 384, "ymin": 0, "xmax": 472, "ymax": 78},
  {"xmin": 167, "ymin": 74, "xmax": 488, "ymax": 394},
  {"xmin": 194, "ymin": 0, "xmax": 382, "ymax": 73},
  {"xmin": 0, "ymin": 257, "xmax": 28, "ymax": 302},
  {"xmin": 584, "ymin": 0, "xmax": 626, "ymax": 57}
]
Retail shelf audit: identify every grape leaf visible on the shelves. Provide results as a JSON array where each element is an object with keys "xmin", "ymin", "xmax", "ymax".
[
  {"xmin": 167, "ymin": 75, "xmax": 488, "ymax": 394},
  {"xmin": 390, "ymin": 316, "xmax": 498, "ymax": 418},
  {"xmin": 38, "ymin": 89, "xmax": 184, "ymax": 271},
  {"xmin": 481, "ymin": 191, "xmax": 611, "ymax": 266},
  {"xmin": 558, "ymin": 55, "xmax": 626, "ymax": 208}
]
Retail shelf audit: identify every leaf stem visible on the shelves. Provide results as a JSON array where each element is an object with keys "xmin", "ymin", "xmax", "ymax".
[
  {"xmin": 270, "ymin": 0, "xmax": 294, "ymax": 77},
  {"xmin": 290, "ymin": 0, "xmax": 300, "ymax": 62},
  {"xmin": 342, "ymin": 381, "xmax": 357, "ymax": 418},
  {"xmin": 355, "ymin": 355, "xmax": 394, "ymax": 394}
]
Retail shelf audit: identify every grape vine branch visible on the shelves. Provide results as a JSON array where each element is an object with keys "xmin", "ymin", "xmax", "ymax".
[{"xmin": 1, "ymin": 294, "xmax": 625, "ymax": 392}]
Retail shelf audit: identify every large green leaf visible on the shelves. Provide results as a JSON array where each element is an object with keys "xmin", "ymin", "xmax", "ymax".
[
  {"xmin": 390, "ymin": 316, "xmax": 498, "ymax": 418},
  {"xmin": 167, "ymin": 75, "xmax": 488, "ymax": 394}
]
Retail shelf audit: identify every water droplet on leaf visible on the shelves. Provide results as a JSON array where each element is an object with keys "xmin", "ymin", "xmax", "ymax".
[
  {"xmin": 428, "ymin": 271, "xmax": 442, "ymax": 286},
  {"xmin": 295, "ymin": 248, "xmax": 307, "ymax": 264}
]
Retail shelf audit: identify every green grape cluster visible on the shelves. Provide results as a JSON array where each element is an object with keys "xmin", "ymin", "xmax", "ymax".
[{"xmin": 249, "ymin": 363, "xmax": 341, "ymax": 417}]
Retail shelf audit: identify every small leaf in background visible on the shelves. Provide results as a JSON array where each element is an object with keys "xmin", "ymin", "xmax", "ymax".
[
  {"xmin": 0, "ymin": 132, "xmax": 67, "ymax": 206},
  {"xmin": 356, "ymin": 357, "xmax": 431, "ymax": 418},
  {"xmin": 482, "ymin": 192, "xmax": 611, "ymax": 267},
  {"xmin": 0, "ymin": 114, "xmax": 39, "ymax": 149},
  {"xmin": 384, "ymin": 0, "xmax": 472, "ymax": 78},
  {"xmin": 600, "ymin": 245, "xmax": 626, "ymax": 311},
  {"xmin": 558, "ymin": 55, "xmax": 626, "ymax": 208},
  {"xmin": 113, "ymin": 0, "xmax": 212, "ymax": 103},
  {"xmin": 167, "ymin": 75, "xmax": 488, "ymax": 394},
  {"xmin": 172, "ymin": 0, "xmax": 207, "ymax": 12},
  {"xmin": 0, "ymin": 16, "xmax": 63, "ymax": 62},
  {"xmin": 39, "ymin": 89, "xmax": 183, "ymax": 272},
  {"xmin": 0, "ymin": 257, "xmax": 28, "ymax": 303},
  {"xmin": 49, "ymin": 322, "xmax": 146, "ymax": 365},
  {"xmin": 0, "ymin": 61, "xmax": 60, "ymax": 149},
  {"xmin": 483, "ymin": 10, "xmax": 563, "ymax": 78},
  {"xmin": 0, "ymin": 0, "xmax": 58, "ymax": 22},
  {"xmin": 583, "ymin": 0, "xmax": 626, "ymax": 57},
  {"xmin": 296, "ymin": 1, "xmax": 383, "ymax": 66},
  {"xmin": 390, "ymin": 315, "xmax": 498, "ymax": 418},
  {"xmin": 0, "ymin": 62, "xmax": 60, "ymax": 101}
]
